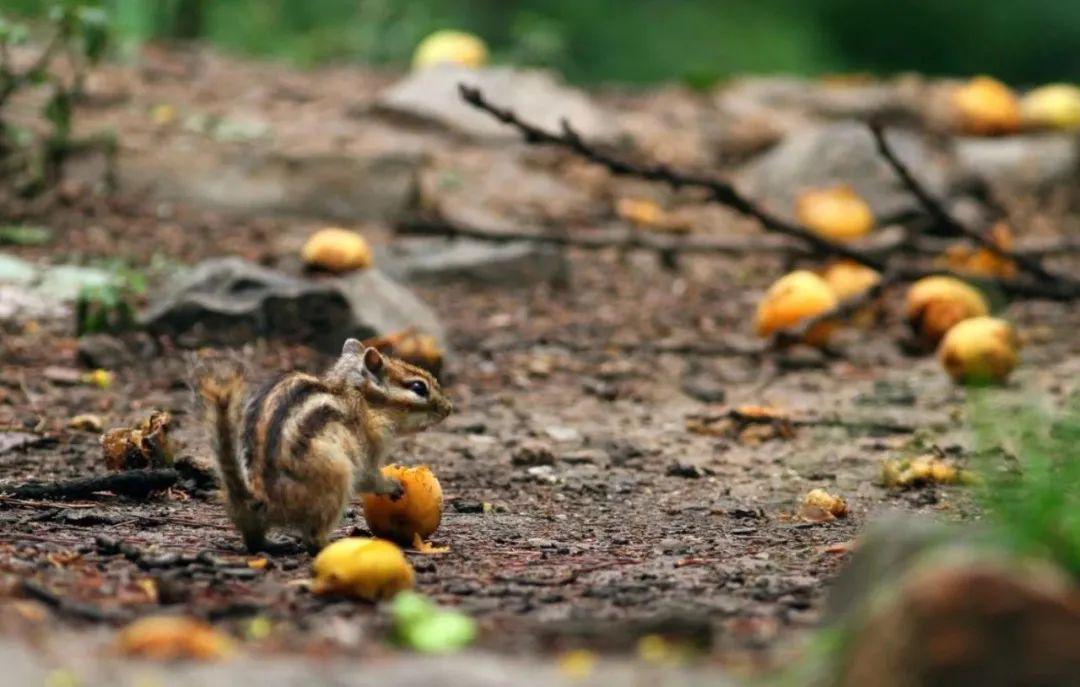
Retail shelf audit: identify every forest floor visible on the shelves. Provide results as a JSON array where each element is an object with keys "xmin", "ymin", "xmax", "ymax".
[{"xmin": 1, "ymin": 47, "xmax": 1078, "ymax": 685}]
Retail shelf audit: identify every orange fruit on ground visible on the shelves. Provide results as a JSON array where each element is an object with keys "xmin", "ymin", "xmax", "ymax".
[
  {"xmin": 905, "ymin": 276, "xmax": 989, "ymax": 348},
  {"xmin": 951, "ymin": 76, "xmax": 1021, "ymax": 136},
  {"xmin": 754, "ymin": 270, "xmax": 839, "ymax": 347},
  {"xmin": 115, "ymin": 616, "xmax": 234, "ymax": 660},
  {"xmin": 795, "ymin": 185, "xmax": 875, "ymax": 242},
  {"xmin": 301, "ymin": 228, "xmax": 373, "ymax": 273},
  {"xmin": 938, "ymin": 316, "xmax": 1019, "ymax": 385},
  {"xmin": 362, "ymin": 464, "xmax": 443, "ymax": 546}
]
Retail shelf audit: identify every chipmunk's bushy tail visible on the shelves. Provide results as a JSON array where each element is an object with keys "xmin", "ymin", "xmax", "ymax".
[{"xmin": 196, "ymin": 362, "xmax": 252, "ymax": 504}]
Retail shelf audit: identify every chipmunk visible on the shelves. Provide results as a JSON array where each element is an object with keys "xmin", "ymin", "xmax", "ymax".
[{"xmin": 198, "ymin": 339, "xmax": 452, "ymax": 553}]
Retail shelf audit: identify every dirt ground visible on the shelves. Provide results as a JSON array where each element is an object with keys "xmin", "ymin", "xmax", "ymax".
[{"xmin": 2, "ymin": 47, "xmax": 1079, "ymax": 683}]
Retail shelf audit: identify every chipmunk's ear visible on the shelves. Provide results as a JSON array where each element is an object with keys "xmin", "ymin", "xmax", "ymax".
[
  {"xmin": 342, "ymin": 338, "xmax": 363, "ymax": 356},
  {"xmin": 361, "ymin": 346, "xmax": 386, "ymax": 380}
]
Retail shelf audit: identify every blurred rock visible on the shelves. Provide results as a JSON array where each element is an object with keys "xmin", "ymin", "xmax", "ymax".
[
  {"xmin": 826, "ymin": 517, "xmax": 1080, "ymax": 687},
  {"xmin": 382, "ymin": 238, "xmax": 567, "ymax": 287},
  {"xmin": 740, "ymin": 122, "xmax": 949, "ymax": 220},
  {"xmin": 140, "ymin": 258, "xmax": 443, "ymax": 352},
  {"xmin": 0, "ymin": 254, "xmax": 38, "ymax": 285},
  {"xmin": 377, "ymin": 65, "xmax": 616, "ymax": 141},
  {"xmin": 77, "ymin": 333, "xmax": 143, "ymax": 368},
  {"xmin": 954, "ymin": 133, "xmax": 1079, "ymax": 191}
]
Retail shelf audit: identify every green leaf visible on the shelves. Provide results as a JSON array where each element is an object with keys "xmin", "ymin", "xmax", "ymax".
[
  {"xmin": 0, "ymin": 225, "xmax": 53, "ymax": 246},
  {"xmin": 44, "ymin": 89, "xmax": 72, "ymax": 137},
  {"xmin": 77, "ymin": 6, "xmax": 109, "ymax": 63},
  {"xmin": 391, "ymin": 591, "xmax": 477, "ymax": 654}
]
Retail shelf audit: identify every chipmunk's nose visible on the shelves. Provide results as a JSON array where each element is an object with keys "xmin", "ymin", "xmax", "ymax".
[{"xmin": 440, "ymin": 398, "xmax": 454, "ymax": 418}]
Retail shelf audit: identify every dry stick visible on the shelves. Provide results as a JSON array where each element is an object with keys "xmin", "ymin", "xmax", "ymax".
[
  {"xmin": 0, "ymin": 469, "xmax": 178, "ymax": 500},
  {"xmin": 459, "ymin": 83, "xmax": 886, "ymax": 272},
  {"xmin": 868, "ymin": 121, "xmax": 1075, "ymax": 289}
]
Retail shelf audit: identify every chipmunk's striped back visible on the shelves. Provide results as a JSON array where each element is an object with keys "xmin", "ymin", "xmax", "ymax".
[{"xmin": 240, "ymin": 372, "xmax": 356, "ymax": 498}]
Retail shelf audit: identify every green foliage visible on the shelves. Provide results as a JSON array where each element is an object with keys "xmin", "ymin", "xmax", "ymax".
[
  {"xmin": 0, "ymin": 224, "xmax": 53, "ymax": 246},
  {"xmin": 391, "ymin": 591, "xmax": 477, "ymax": 654},
  {"xmin": 74, "ymin": 261, "xmax": 144, "ymax": 335},
  {"xmin": 1, "ymin": 1, "xmax": 112, "ymax": 196},
  {"xmin": 970, "ymin": 393, "xmax": 1080, "ymax": 577}
]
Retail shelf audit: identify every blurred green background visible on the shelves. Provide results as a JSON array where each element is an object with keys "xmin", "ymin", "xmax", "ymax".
[{"xmin": 7, "ymin": 0, "xmax": 1080, "ymax": 86}]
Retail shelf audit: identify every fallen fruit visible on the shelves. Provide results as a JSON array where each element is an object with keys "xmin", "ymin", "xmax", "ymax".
[
  {"xmin": 904, "ymin": 276, "xmax": 989, "ymax": 348},
  {"xmin": 68, "ymin": 413, "xmax": 104, "ymax": 432},
  {"xmin": 311, "ymin": 537, "xmax": 414, "ymax": 601},
  {"xmin": 800, "ymin": 488, "xmax": 849, "ymax": 521},
  {"xmin": 362, "ymin": 464, "xmax": 443, "ymax": 546},
  {"xmin": 821, "ymin": 261, "xmax": 882, "ymax": 327},
  {"xmin": 795, "ymin": 185, "xmax": 875, "ymax": 242},
  {"xmin": 1020, "ymin": 83, "xmax": 1080, "ymax": 131},
  {"xmin": 754, "ymin": 270, "xmax": 839, "ymax": 347},
  {"xmin": 81, "ymin": 368, "xmax": 113, "ymax": 389},
  {"xmin": 115, "ymin": 616, "xmax": 234, "ymax": 661},
  {"xmin": 938, "ymin": 316, "xmax": 1019, "ymax": 385},
  {"xmin": 363, "ymin": 329, "xmax": 444, "ymax": 377},
  {"xmin": 100, "ymin": 410, "xmax": 174, "ymax": 471},
  {"xmin": 951, "ymin": 75, "xmax": 1021, "ymax": 136},
  {"xmin": 615, "ymin": 198, "xmax": 689, "ymax": 233},
  {"xmin": 412, "ymin": 30, "xmax": 488, "ymax": 70},
  {"xmin": 881, "ymin": 454, "xmax": 978, "ymax": 488},
  {"xmin": 301, "ymin": 227, "xmax": 372, "ymax": 273},
  {"xmin": 943, "ymin": 222, "xmax": 1016, "ymax": 279}
]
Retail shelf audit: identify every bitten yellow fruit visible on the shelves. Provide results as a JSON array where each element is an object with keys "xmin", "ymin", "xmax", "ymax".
[
  {"xmin": 795, "ymin": 185, "xmax": 875, "ymax": 242},
  {"xmin": 938, "ymin": 316, "xmax": 1019, "ymax": 385},
  {"xmin": 951, "ymin": 76, "xmax": 1021, "ymax": 136},
  {"xmin": 412, "ymin": 30, "xmax": 488, "ymax": 70},
  {"xmin": 754, "ymin": 270, "xmax": 839, "ymax": 347},
  {"xmin": 905, "ymin": 276, "xmax": 989, "ymax": 347},
  {"xmin": 362, "ymin": 465, "xmax": 444, "ymax": 546},
  {"xmin": 301, "ymin": 228, "xmax": 372, "ymax": 273},
  {"xmin": 311, "ymin": 537, "xmax": 415, "ymax": 601},
  {"xmin": 115, "ymin": 616, "xmax": 235, "ymax": 660},
  {"xmin": 821, "ymin": 261, "xmax": 882, "ymax": 327},
  {"xmin": 1020, "ymin": 83, "xmax": 1080, "ymax": 131},
  {"xmin": 801, "ymin": 488, "xmax": 849, "ymax": 518}
]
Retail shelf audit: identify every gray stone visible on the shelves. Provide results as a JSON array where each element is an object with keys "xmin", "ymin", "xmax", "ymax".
[
  {"xmin": 77, "ymin": 334, "xmax": 135, "ymax": 368},
  {"xmin": 334, "ymin": 268, "xmax": 446, "ymax": 348},
  {"xmin": 0, "ymin": 284, "xmax": 68, "ymax": 322},
  {"xmin": 140, "ymin": 258, "xmax": 443, "ymax": 352},
  {"xmin": 0, "ymin": 253, "xmax": 39, "ymax": 285},
  {"xmin": 377, "ymin": 65, "xmax": 616, "ymax": 141},
  {"xmin": 381, "ymin": 239, "xmax": 567, "ymax": 286},
  {"xmin": 119, "ymin": 148, "xmax": 422, "ymax": 222},
  {"xmin": 740, "ymin": 121, "xmax": 949, "ymax": 220},
  {"xmin": 954, "ymin": 133, "xmax": 1079, "ymax": 190}
]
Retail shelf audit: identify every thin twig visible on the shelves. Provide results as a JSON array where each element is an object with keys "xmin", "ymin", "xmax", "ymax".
[
  {"xmin": 869, "ymin": 121, "xmax": 1074, "ymax": 289},
  {"xmin": 459, "ymin": 83, "xmax": 886, "ymax": 271}
]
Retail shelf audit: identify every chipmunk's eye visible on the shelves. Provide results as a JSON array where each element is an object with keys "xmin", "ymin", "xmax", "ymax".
[{"xmin": 406, "ymin": 380, "xmax": 429, "ymax": 398}]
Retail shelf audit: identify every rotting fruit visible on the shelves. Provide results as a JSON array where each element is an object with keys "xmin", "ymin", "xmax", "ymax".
[
  {"xmin": 362, "ymin": 464, "xmax": 444, "ymax": 546},
  {"xmin": 754, "ymin": 270, "xmax": 839, "ymax": 347},
  {"xmin": 905, "ymin": 276, "xmax": 989, "ymax": 348},
  {"xmin": 938, "ymin": 316, "xmax": 1019, "ymax": 385},
  {"xmin": 311, "ymin": 537, "xmax": 415, "ymax": 601}
]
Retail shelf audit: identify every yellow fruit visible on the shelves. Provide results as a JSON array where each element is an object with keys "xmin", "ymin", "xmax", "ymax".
[
  {"xmin": 311, "ymin": 537, "xmax": 415, "ymax": 601},
  {"xmin": 115, "ymin": 616, "xmax": 234, "ymax": 660},
  {"xmin": 754, "ymin": 270, "xmax": 839, "ymax": 347},
  {"xmin": 938, "ymin": 316, "xmax": 1019, "ymax": 385},
  {"xmin": 820, "ymin": 261, "xmax": 882, "ymax": 327},
  {"xmin": 951, "ymin": 76, "xmax": 1021, "ymax": 136},
  {"xmin": 1020, "ymin": 83, "xmax": 1080, "ymax": 131},
  {"xmin": 795, "ymin": 185, "xmax": 875, "ymax": 242},
  {"xmin": 412, "ymin": 30, "xmax": 488, "ymax": 70},
  {"xmin": 905, "ymin": 276, "xmax": 989, "ymax": 347},
  {"xmin": 364, "ymin": 329, "xmax": 444, "ymax": 376},
  {"xmin": 802, "ymin": 488, "xmax": 848, "ymax": 518},
  {"xmin": 362, "ymin": 464, "xmax": 443, "ymax": 546},
  {"xmin": 301, "ymin": 228, "xmax": 372, "ymax": 273},
  {"xmin": 943, "ymin": 222, "xmax": 1017, "ymax": 279}
]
